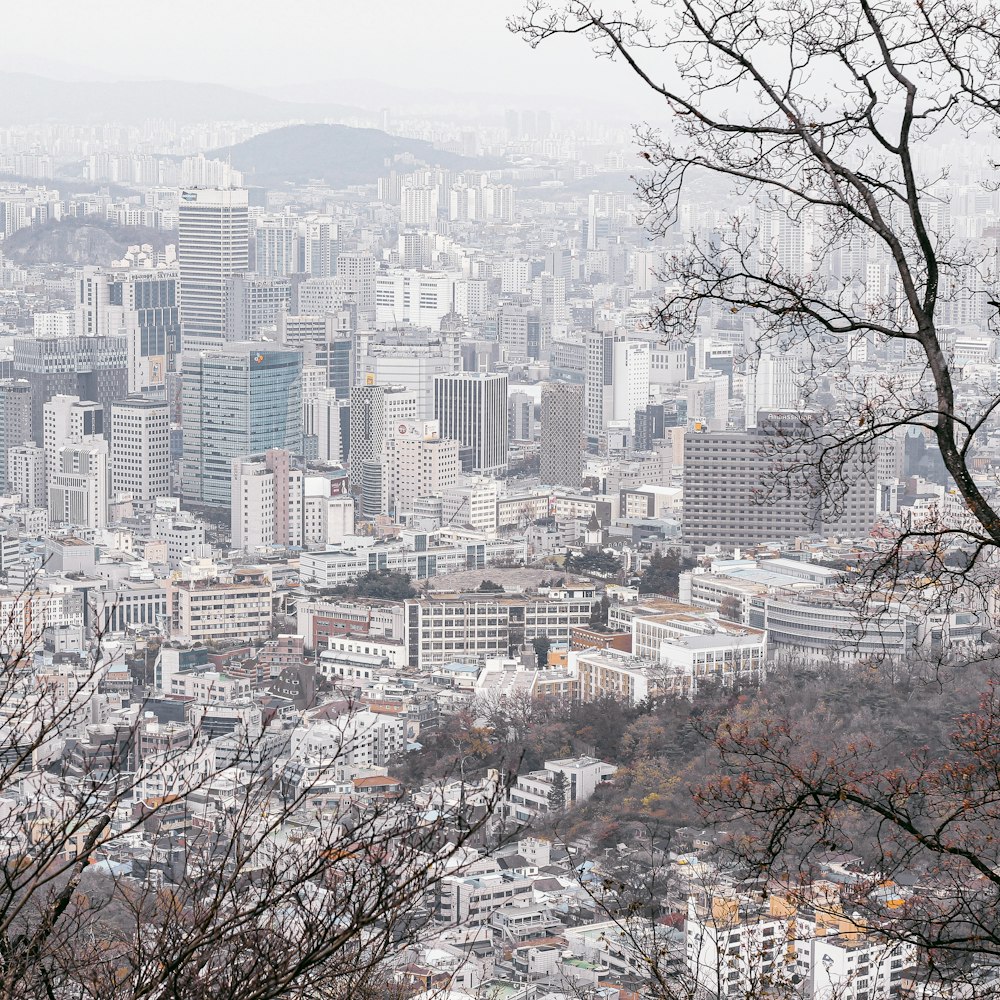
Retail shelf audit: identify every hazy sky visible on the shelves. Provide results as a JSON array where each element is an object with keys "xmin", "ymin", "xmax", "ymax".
[{"xmin": 5, "ymin": 0, "xmax": 658, "ymax": 111}]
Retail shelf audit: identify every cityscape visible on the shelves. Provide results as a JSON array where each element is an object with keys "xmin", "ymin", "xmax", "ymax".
[{"xmin": 1, "ymin": 1, "xmax": 999, "ymax": 998}]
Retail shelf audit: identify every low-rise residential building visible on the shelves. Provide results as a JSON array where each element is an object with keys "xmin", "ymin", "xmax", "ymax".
[{"xmin": 172, "ymin": 569, "xmax": 273, "ymax": 643}]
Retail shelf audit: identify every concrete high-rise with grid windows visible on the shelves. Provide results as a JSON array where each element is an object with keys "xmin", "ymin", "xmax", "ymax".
[
  {"xmin": 433, "ymin": 372, "xmax": 508, "ymax": 474},
  {"xmin": 178, "ymin": 188, "xmax": 249, "ymax": 351},
  {"xmin": 540, "ymin": 382, "xmax": 583, "ymax": 488},
  {"xmin": 110, "ymin": 397, "xmax": 169, "ymax": 507}
]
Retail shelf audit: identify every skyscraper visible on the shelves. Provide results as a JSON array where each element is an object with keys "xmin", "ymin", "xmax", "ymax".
[
  {"xmin": 349, "ymin": 384, "xmax": 420, "ymax": 518},
  {"xmin": 43, "ymin": 396, "xmax": 104, "ymax": 491},
  {"xmin": 110, "ymin": 397, "xmax": 169, "ymax": 507},
  {"xmin": 433, "ymin": 372, "xmax": 509, "ymax": 474},
  {"xmin": 540, "ymin": 383, "xmax": 584, "ymax": 488},
  {"xmin": 177, "ymin": 188, "xmax": 250, "ymax": 350},
  {"xmin": 13, "ymin": 335, "xmax": 127, "ymax": 441},
  {"xmin": 181, "ymin": 344, "xmax": 302, "ymax": 508},
  {"xmin": 0, "ymin": 380, "xmax": 32, "ymax": 489}
]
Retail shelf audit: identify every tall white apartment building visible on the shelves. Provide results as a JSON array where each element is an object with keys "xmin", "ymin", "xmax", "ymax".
[
  {"xmin": 254, "ymin": 214, "xmax": 299, "ymax": 276},
  {"xmin": 177, "ymin": 187, "xmax": 250, "ymax": 350},
  {"xmin": 230, "ymin": 448, "xmax": 304, "ymax": 552},
  {"xmin": 110, "ymin": 398, "xmax": 169, "ymax": 507},
  {"xmin": 434, "ymin": 372, "xmax": 509, "ymax": 474},
  {"xmin": 400, "ymin": 185, "xmax": 438, "ymax": 227}
]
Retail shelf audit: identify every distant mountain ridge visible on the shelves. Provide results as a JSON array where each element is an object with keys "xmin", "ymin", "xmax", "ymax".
[
  {"xmin": 0, "ymin": 72, "xmax": 358, "ymax": 125},
  {"xmin": 211, "ymin": 124, "xmax": 490, "ymax": 188}
]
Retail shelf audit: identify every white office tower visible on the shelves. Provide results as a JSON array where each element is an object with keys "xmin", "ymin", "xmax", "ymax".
[
  {"xmin": 76, "ymin": 266, "xmax": 112, "ymax": 337},
  {"xmin": 49, "ymin": 441, "xmax": 109, "ymax": 530},
  {"xmin": 383, "ymin": 419, "xmax": 461, "ymax": 518},
  {"xmin": 231, "ymin": 449, "xmax": 304, "ymax": 552},
  {"xmin": 611, "ymin": 338, "xmax": 651, "ymax": 425},
  {"xmin": 434, "ymin": 372, "xmax": 509, "ymax": 474},
  {"xmin": 355, "ymin": 330, "xmax": 459, "ymax": 420},
  {"xmin": 744, "ymin": 353, "xmax": 799, "ymax": 427},
  {"xmin": 336, "ymin": 253, "xmax": 379, "ymax": 312},
  {"xmin": 349, "ymin": 385, "xmax": 419, "ymax": 519},
  {"xmin": 400, "ymin": 185, "xmax": 438, "ymax": 227},
  {"xmin": 110, "ymin": 398, "xmax": 169, "ymax": 507},
  {"xmin": 374, "ymin": 270, "xmax": 456, "ymax": 329},
  {"xmin": 301, "ymin": 216, "xmax": 338, "ymax": 278},
  {"xmin": 304, "ymin": 390, "xmax": 351, "ymax": 464},
  {"xmin": 254, "ymin": 215, "xmax": 299, "ymax": 277},
  {"xmin": 177, "ymin": 188, "xmax": 250, "ymax": 350},
  {"xmin": 8, "ymin": 444, "xmax": 45, "ymax": 508},
  {"xmin": 224, "ymin": 274, "xmax": 291, "ymax": 341},
  {"xmin": 584, "ymin": 330, "xmax": 614, "ymax": 439},
  {"xmin": 43, "ymin": 396, "xmax": 104, "ymax": 490}
]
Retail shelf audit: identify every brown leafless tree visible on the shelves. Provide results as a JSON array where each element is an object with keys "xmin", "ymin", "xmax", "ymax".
[
  {"xmin": 511, "ymin": 0, "xmax": 1000, "ymax": 615},
  {"xmin": 0, "ymin": 596, "xmax": 502, "ymax": 1000}
]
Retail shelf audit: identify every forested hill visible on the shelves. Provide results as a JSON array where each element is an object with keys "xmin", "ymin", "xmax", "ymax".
[{"xmin": 212, "ymin": 124, "xmax": 492, "ymax": 188}]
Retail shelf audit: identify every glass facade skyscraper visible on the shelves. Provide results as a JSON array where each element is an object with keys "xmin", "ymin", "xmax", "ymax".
[{"xmin": 181, "ymin": 343, "xmax": 302, "ymax": 508}]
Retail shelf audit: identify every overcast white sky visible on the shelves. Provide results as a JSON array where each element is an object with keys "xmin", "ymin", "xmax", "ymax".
[{"xmin": 4, "ymin": 0, "xmax": 658, "ymax": 111}]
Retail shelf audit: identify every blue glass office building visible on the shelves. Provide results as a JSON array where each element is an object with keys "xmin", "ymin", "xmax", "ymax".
[{"xmin": 181, "ymin": 343, "xmax": 302, "ymax": 507}]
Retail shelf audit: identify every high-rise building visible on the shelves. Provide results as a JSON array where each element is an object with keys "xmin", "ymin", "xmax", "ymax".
[
  {"xmin": 303, "ymin": 390, "xmax": 351, "ymax": 464},
  {"xmin": 224, "ymin": 274, "xmax": 291, "ymax": 341},
  {"xmin": 584, "ymin": 330, "xmax": 615, "ymax": 440},
  {"xmin": 336, "ymin": 253, "xmax": 379, "ymax": 312},
  {"xmin": 434, "ymin": 372, "xmax": 509, "ymax": 474},
  {"xmin": 301, "ymin": 216, "xmax": 339, "ymax": 278},
  {"xmin": 0, "ymin": 380, "xmax": 32, "ymax": 489},
  {"xmin": 110, "ymin": 397, "xmax": 169, "ymax": 506},
  {"xmin": 8, "ymin": 444, "xmax": 44, "ymax": 508},
  {"xmin": 497, "ymin": 304, "xmax": 550, "ymax": 363},
  {"xmin": 374, "ymin": 270, "xmax": 456, "ymax": 329},
  {"xmin": 682, "ymin": 420, "xmax": 822, "ymax": 549},
  {"xmin": 355, "ymin": 330, "xmax": 459, "ymax": 420},
  {"xmin": 177, "ymin": 188, "xmax": 250, "ymax": 350},
  {"xmin": 277, "ymin": 314, "xmax": 354, "ymax": 398},
  {"xmin": 349, "ymin": 384, "xmax": 419, "ymax": 516},
  {"xmin": 508, "ymin": 391, "xmax": 536, "ymax": 442},
  {"xmin": 13, "ymin": 335, "xmax": 127, "ymax": 441},
  {"xmin": 77, "ymin": 264, "xmax": 181, "ymax": 394},
  {"xmin": 584, "ymin": 332, "xmax": 652, "ymax": 442},
  {"xmin": 540, "ymin": 383, "xmax": 584, "ymax": 488},
  {"xmin": 43, "ymin": 396, "xmax": 104, "ymax": 490},
  {"xmin": 49, "ymin": 441, "xmax": 109, "ymax": 530},
  {"xmin": 254, "ymin": 215, "xmax": 299, "ymax": 277},
  {"xmin": 231, "ymin": 449, "xmax": 304, "ymax": 552},
  {"xmin": 181, "ymin": 344, "xmax": 302, "ymax": 508},
  {"xmin": 400, "ymin": 185, "xmax": 438, "ymax": 227},
  {"xmin": 744, "ymin": 353, "xmax": 799, "ymax": 427},
  {"xmin": 383, "ymin": 420, "xmax": 460, "ymax": 518}
]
